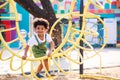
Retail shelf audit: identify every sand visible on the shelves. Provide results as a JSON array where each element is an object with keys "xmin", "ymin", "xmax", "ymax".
[{"xmin": 0, "ymin": 66, "xmax": 120, "ymax": 80}]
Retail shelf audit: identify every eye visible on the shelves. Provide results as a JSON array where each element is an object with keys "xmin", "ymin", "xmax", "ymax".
[
  {"xmin": 41, "ymin": 28, "xmax": 44, "ymax": 30},
  {"xmin": 36, "ymin": 27, "xmax": 40, "ymax": 30}
]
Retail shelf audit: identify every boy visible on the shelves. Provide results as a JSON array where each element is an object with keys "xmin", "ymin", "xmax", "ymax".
[{"xmin": 22, "ymin": 18, "xmax": 54, "ymax": 78}]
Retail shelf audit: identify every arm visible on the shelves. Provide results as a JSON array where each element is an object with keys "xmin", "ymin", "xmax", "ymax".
[
  {"xmin": 22, "ymin": 45, "xmax": 29, "ymax": 60},
  {"xmin": 48, "ymin": 41, "xmax": 54, "ymax": 57}
]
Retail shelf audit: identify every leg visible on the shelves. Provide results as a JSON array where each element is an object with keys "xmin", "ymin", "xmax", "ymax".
[
  {"xmin": 37, "ymin": 59, "xmax": 49, "ymax": 73},
  {"xmin": 44, "ymin": 59, "xmax": 49, "ymax": 71},
  {"xmin": 44, "ymin": 59, "xmax": 55, "ymax": 76},
  {"xmin": 37, "ymin": 63, "xmax": 43, "ymax": 73},
  {"xmin": 36, "ymin": 62, "xmax": 44, "ymax": 78}
]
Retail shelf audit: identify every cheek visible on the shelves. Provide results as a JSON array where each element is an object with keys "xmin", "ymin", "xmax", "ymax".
[
  {"xmin": 34, "ymin": 29, "xmax": 39, "ymax": 33},
  {"xmin": 34, "ymin": 29, "xmax": 37, "ymax": 32}
]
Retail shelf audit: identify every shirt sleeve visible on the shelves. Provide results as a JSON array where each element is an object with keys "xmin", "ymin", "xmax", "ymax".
[
  {"xmin": 27, "ymin": 36, "xmax": 38, "ymax": 47},
  {"xmin": 46, "ymin": 34, "xmax": 53, "ymax": 43}
]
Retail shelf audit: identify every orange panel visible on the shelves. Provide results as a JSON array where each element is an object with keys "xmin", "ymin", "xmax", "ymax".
[{"xmin": 116, "ymin": 1, "xmax": 120, "ymax": 9}]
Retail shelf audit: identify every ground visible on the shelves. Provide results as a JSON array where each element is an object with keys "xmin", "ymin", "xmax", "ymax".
[{"xmin": 0, "ymin": 66, "xmax": 120, "ymax": 80}]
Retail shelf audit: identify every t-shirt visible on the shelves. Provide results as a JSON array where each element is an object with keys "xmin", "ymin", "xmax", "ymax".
[{"xmin": 27, "ymin": 33, "xmax": 52, "ymax": 47}]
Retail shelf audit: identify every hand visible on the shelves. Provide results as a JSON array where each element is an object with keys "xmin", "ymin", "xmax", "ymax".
[
  {"xmin": 22, "ymin": 55, "xmax": 27, "ymax": 60},
  {"xmin": 48, "ymin": 51, "xmax": 52, "ymax": 57}
]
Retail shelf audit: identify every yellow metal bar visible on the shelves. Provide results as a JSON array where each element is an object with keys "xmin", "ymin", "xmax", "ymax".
[
  {"xmin": 0, "ymin": 48, "xmax": 12, "ymax": 61},
  {"xmin": 41, "ymin": 59, "xmax": 50, "ymax": 77},
  {"xmin": 10, "ymin": 56, "xmax": 23, "ymax": 71},
  {"xmin": 7, "ymin": 38, "xmax": 19, "ymax": 44},
  {"xmin": 51, "ymin": 57, "xmax": 68, "ymax": 74},
  {"xmin": 21, "ymin": 60, "xmax": 32, "ymax": 78},
  {"xmin": 0, "ymin": 1, "xmax": 9, "ymax": 8},
  {"xmin": 0, "ymin": 27, "xmax": 16, "ymax": 32}
]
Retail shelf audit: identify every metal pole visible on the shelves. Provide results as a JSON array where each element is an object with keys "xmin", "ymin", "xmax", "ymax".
[{"xmin": 79, "ymin": 0, "xmax": 83, "ymax": 74}]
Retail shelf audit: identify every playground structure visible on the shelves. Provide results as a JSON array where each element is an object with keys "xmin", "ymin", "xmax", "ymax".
[{"xmin": 0, "ymin": 0, "xmax": 119, "ymax": 79}]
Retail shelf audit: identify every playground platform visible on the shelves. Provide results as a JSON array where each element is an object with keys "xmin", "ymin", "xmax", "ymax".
[{"xmin": 0, "ymin": 47, "xmax": 120, "ymax": 79}]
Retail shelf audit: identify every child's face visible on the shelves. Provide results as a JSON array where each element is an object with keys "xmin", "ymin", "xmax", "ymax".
[{"xmin": 35, "ymin": 25, "xmax": 46, "ymax": 35}]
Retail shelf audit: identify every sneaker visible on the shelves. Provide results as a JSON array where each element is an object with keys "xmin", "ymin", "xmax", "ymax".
[{"xmin": 36, "ymin": 73, "xmax": 44, "ymax": 78}]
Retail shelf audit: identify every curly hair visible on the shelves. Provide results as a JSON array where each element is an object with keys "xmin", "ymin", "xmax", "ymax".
[{"xmin": 33, "ymin": 18, "xmax": 49, "ymax": 29}]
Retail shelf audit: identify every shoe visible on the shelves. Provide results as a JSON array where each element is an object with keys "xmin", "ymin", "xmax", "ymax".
[{"xmin": 36, "ymin": 73, "xmax": 44, "ymax": 78}]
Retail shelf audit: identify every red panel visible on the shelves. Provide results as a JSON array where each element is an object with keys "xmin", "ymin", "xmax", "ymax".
[
  {"xmin": 89, "ymin": 9, "xmax": 95, "ymax": 13},
  {"xmin": 106, "ymin": 10, "xmax": 114, "ymax": 13},
  {"xmin": 118, "ymin": 34, "xmax": 120, "ymax": 37},
  {"xmin": 98, "ymin": 9, "xmax": 104, "ymax": 13},
  {"xmin": 112, "ymin": 1, "xmax": 116, "ymax": 5},
  {"xmin": 117, "ymin": 41, "xmax": 120, "ymax": 43},
  {"xmin": 110, "ymin": 10, "xmax": 114, "ymax": 13},
  {"xmin": 1, "ymin": 20, "xmax": 11, "ymax": 42},
  {"xmin": 118, "ymin": 27, "xmax": 120, "ymax": 30}
]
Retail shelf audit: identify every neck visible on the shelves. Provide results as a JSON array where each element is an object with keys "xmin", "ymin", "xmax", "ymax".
[{"xmin": 38, "ymin": 34, "xmax": 44, "ymax": 40}]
